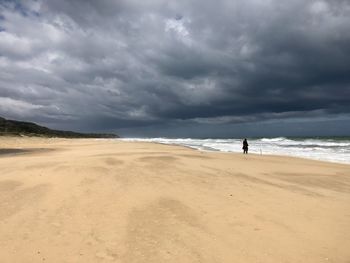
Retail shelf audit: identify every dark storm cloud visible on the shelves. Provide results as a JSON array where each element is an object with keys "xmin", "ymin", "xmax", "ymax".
[{"xmin": 0, "ymin": 0, "xmax": 349, "ymax": 136}]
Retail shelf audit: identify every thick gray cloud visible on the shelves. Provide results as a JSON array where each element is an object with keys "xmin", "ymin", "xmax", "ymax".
[{"xmin": 0, "ymin": 0, "xmax": 349, "ymax": 137}]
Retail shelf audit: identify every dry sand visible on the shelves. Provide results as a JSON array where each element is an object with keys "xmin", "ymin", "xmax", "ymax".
[{"xmin": 0, "ymin": 137, "xmax": 349, "ymax": 263}]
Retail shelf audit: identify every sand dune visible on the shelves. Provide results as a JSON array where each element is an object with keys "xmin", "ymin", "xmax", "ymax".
[{"xmin": 0, "ymin": 137, "xmax": 349, "ymax": 262}]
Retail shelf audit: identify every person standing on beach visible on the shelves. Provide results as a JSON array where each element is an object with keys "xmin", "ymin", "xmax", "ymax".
[{"xmin": 242, "ymin": 138, "xmax": 248, "ymax": 154}]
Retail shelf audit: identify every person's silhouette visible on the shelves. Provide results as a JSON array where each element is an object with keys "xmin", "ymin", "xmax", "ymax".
[{"xmin": 242, "ymin": 138, "xmax": 248, "ymax": 154}]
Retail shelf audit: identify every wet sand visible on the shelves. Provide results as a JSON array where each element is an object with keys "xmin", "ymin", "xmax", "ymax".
[
  {"xmin": 0, "ymin": 148, "xmax": 54, "ymax": 156},
  {"xmin": 0, "ymin": 137, "xmax": 349, "ymax": 262}
]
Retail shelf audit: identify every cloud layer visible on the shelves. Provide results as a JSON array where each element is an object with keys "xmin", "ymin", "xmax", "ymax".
[{"xmin": 0, "ymin": 0, "xmax": 349, "ymax": 136}]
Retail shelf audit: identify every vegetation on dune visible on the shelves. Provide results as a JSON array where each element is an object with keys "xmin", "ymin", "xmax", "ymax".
[{"xmin": 0, "ymin": 117, "xmax": 118, "ymax": 138}]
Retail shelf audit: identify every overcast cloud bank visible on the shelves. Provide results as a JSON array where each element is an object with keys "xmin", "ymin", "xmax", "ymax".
[{"xmin": 0, "ymin": 0, "xmax": 349, "ymax": 137}]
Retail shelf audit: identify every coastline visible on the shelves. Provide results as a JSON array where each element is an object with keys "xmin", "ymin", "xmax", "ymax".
[
  {"xmin": 118, "ymin": 137, "xmax": 350, "ymax": 165},
  {"xmin": 0, "ymin": 137, "xmax": 349, "ymax": 262}
]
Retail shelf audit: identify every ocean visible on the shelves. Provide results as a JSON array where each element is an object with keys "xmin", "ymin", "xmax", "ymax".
[{"xmin": 120, "ymin": 137, "xmax": 350, "ymax": 164}]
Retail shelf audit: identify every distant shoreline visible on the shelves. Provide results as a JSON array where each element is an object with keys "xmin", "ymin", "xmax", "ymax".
[
  {"xmin": 118, "ymin": 137, "xmax": 350, "ymax": 165},
  {"xmin": 0, "ymin": 116, "xmax": 118, "ymax": 138}
]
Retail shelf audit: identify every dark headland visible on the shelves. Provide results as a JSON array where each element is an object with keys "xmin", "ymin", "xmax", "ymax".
[{"xmin": 0, "ymin": 116, "xmax": 118, "ymax": 138}]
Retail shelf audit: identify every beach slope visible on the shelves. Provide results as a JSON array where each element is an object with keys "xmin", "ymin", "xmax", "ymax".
[{"xmin": 0, "ymin": 138, "xmax": 349, "ymax": 262}]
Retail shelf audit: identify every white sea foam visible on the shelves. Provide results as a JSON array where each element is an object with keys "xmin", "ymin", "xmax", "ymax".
[{"xmin": 119, "ymin": 137, "xmax": 350, "ymax": 164}]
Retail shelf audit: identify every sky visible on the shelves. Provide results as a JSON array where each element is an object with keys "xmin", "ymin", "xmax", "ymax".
[{"xmin": 0, "ymin": 0, "xmax": 349, "ymax": 138}]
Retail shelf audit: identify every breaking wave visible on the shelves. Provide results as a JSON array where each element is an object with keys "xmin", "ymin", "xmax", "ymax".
[{"xmin": 119, "ymin": 137, "xmax": 350, "ymax": 164}]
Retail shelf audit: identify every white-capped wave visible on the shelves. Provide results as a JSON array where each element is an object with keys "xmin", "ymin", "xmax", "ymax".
[
  {"xmin": 119, "ymin": 137, "xmax": 350, "ymax": 164},
  {"xmin": 260, "ymin": 137, "xmax": 288, "ymax": 142}
]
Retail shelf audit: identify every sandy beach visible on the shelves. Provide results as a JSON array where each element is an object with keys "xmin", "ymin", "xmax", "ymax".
[{"xmin": 0, "ymin": 137, "xmax": 349, "ymax": 263}]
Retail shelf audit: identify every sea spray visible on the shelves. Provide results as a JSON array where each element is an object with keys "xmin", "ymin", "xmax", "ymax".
[{"xmin": 119, "ymin": 137, "xmax": 350, "ymax": 164}]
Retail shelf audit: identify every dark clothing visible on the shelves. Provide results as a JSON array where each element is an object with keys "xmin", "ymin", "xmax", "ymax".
[{"xmin": 243, "ymin": 139, "xmax": 248, "ymax": 154}]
